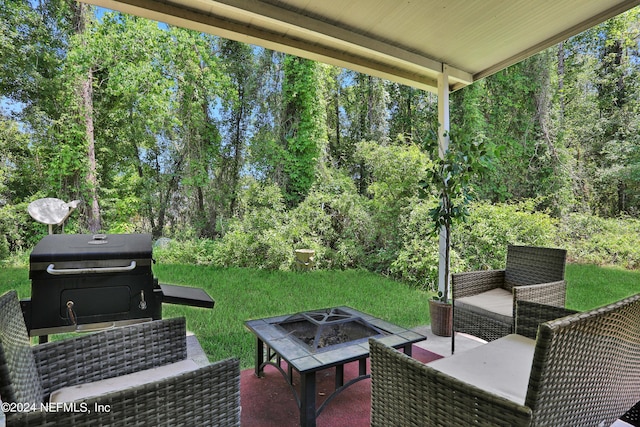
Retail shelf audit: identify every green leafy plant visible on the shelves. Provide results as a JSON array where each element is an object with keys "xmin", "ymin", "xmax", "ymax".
[{"xmin": 420, "ymin": 129, "xmax": 493, "ymax": 302}]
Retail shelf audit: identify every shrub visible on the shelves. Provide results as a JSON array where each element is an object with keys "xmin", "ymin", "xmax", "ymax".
[
  {"xmin": 153, "ymin": 238, "xmax": 219, "ymax": 265},
  {"xmin": 121, "ymin": 196, "xmax": 640, "ymax": 279},
  {"xmin": 558, "ymin": 213, "xmax": 640, "ymax": 269},
  {"xmin": 355, "ymin": 141, "xmax": 432, "ymax": 275},
  {"xmin": 453, "ymin": 200, "xmax": 558, "ymax": 270},
  {"xmin": 210, "ymin": 179, "xmax": 292, "ymax": 270},
  {"xmin": 0, "ymin": 201, "xmax": 48, "ymax": 256},
  {"xmin": 390, "ymin": 199, "xmax": 468, "ymax": 290},
  {"xmin": 288, "ymin": 169, "xmax": 374, "ymax": 269}
]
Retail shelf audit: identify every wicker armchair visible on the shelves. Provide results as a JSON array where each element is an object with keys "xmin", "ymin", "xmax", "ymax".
[
  {"xmin": 370, "ymin": 293, "xmax": 640, "ymax": 427},
  {"xmin": 513, "ymin": 299, "xmax": 578, "ymax": 339},
  {"xmin": 0, "ymin": 290, "xmax": 240, "ymax": 426},
  {"xmin": 452, "ymin": 245, "xmax": 567, "ymax": 343}
]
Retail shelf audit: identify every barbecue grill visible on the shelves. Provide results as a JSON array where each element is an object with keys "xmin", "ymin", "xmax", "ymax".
[{"xmin": 22, "ymin": 233, "xmax": 213, "ymax": 342}]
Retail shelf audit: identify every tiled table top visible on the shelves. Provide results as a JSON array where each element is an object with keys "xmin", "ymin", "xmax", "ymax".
[{"xmin": 245, "ymin": 306, "xmax": 426, "ymax": 373}]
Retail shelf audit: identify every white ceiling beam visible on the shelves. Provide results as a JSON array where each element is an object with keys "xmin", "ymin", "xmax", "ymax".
[
  {"xmin": 82, "ymin": 0, "xmax": 473, "ymax": 92},
  {"xmin": 82, "ymin": 0, "xmax": 639, "ymax": 92},
  {"xmin": 200, "ymin": 0, "xmax": 470, "ymax": 82}
]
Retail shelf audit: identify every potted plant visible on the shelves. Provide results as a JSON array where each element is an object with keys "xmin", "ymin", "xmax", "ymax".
[
  {"xmin": 429, "ymin": 291, "xmax": 453, "ymax": 336},
  {"xmin": 421, "ymin": 129, "xmax": 491, "ymax": 337}
]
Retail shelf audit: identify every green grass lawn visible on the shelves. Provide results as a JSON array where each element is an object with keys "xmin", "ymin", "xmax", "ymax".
[
  {"xmin": 565, "ymin": 263, "xmax": 640, "ymax": 310},
  {"xmin": 0, "ymin": 263, "xmax": 638, "ymax": 369}
]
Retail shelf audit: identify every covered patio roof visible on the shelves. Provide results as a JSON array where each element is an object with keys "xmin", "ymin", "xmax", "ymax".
[{"xmin": 82, "ymin": 0, "xmax": 640, "ymax": 93}]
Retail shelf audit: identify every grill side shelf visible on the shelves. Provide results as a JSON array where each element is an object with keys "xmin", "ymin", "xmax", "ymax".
[{"xmin": 159, "ymin": 283, "xmax": 215, "ymax": 309}]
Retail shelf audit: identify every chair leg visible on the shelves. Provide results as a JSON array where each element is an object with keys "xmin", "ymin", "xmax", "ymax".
[
  {"xmin": 451, "ymin": 308, "xmax": 455, "ymax": 354},
  {"xmin": 451, "ymin": 333, "xmax": 455, "ymax": 354}
]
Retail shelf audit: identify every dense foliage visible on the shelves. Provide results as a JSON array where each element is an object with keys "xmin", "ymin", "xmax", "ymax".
[{"xmin": 2, "ymin": 2, "xmax": 640, "ymax": 288}]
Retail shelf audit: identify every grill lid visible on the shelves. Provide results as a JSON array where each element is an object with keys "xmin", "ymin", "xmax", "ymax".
[{"xmin": 29, "ymin": 233, "xmax": 153, "ymax": 274}]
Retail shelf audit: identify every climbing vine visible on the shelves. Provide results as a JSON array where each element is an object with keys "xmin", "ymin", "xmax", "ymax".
[{"xmin": 280, "ymin": 55, "xmax": 327, "ymax": 206}]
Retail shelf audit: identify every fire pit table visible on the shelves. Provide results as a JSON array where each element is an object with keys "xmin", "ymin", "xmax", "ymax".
[{"xmin": 244, "ymin": 306, "xmax": 426, "ymax": 427}]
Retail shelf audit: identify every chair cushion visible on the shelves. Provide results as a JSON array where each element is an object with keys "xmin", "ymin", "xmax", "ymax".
[
  {"xmin": 428, "ymin": 334, "xmax": 535, "ymax": 404},
  {"xmin": 50, "ymin": 359, "xmax": 199, "ymax": 403},
  {"xmin": 455, "ymin": 287, "xmax": 513, "ymax": 321},
  {"xmin": 0, "ymin": 290, "xmax": 44, "ymax": 405}
]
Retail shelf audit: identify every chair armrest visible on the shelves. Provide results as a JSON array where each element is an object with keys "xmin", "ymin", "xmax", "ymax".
[
  {"xmin": 515, "ymin": 300, "xmax": 578, "ymax": 339},
  {"xmin": 369, "ymin": 338, "xmax": 532, "ymax": 427},
  {"xmin": 33, "ymin": 318, "xmax": 187, "ymax": 397},
  {"xmin": 452, "ymin": 270, "xmax": 505, "ymax": 299},
  {"xmin": 512, "ymin": 280, "xmax": 567, "ymax": 308},
  {"xmin": 8, "ymin": 358, "xmax": 241, "ymax": 427}
]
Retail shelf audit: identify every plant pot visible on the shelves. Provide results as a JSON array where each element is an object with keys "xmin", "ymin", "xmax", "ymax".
[{"xmin": 429, "ymin": 299, "xmax": 453, "ymax": 337}]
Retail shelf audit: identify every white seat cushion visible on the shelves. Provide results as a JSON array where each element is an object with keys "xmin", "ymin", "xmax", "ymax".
[
  {"xmin": 50, "ymin": 359, "xmax": 199, "ymax": 403},
  {"xmin": 456, "ymin": 287, "xmax": 513, "ymax": 318},
  {"xmin": 428, "ymin": 334, "xmax": 535, "ymax": 404}
]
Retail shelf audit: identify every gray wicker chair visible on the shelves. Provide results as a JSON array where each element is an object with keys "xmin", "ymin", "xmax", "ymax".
[
  {"xmin": 0, "ymin": 290, "xmax": 240, "ymax": 426},
  {"xmin": 370, "ymin": 293, "xmax": 640, "ymax": 427},
  {"xmin": 452, "ymin": 245, "xmax": 567, "ymax": 344}
]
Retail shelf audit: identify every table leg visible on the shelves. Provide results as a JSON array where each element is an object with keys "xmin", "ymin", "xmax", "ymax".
[
  {"xmin": 255, "ymin": 337, "xmax": 264, "ymax": 377},
  {"xmin": 403, "ymin": 343, "xmax": 413, "ymax": 357},
  {"xmin": 359, "ymin": 358, "xmax": 367, "ymax": 376},
  {"xmin": 300, "ymin": 371, "xmax": 317, "ymax": 427},
  {"xmin": 335, "ymin": 364, "xmax": 344, "ymax": 388}
]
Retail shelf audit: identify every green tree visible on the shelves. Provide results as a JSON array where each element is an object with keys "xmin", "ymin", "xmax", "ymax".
[
  {"xmin": 340, "ymin": 72, "xmax": 389, "ymax": 193},
  {"xmin": 324, "ymin": 66, "xmax": 345, "ymax": 169},
  {"xmin": 0, "ymin": 0, "xmax": 83, "ymax": 204},
  {"xmin": 387, "ymin": 83, "xmax": 437, "ymax": 145},
  {"xmin": 248, "ymin": 50, "xmax": 284, "ymax": 184},
  {"xmin": 164, "ymin": 27, "xmax": 226, "ymax": 237},
  {"xmin": 0, "ymin": 0, "xmax": 75, "ymax": 109},
  {"xmin": 86, "ymin": 13, "xmax": 172, "ymax": 233},
  {"xmin": 356, "ymin": 140, "xmax": 431, "ymax": 272},
  {"xmin": 71, "ymin": 2, "xmax": 101, "ymax": 232},
  {"xmin": 476, "ymin": 56, "xmax": 565, "ymax": 209},
  {"xmin": 592, "ymin": 10, "xmax": 640, "ymax": 216},
  {"xmin": 278, "ymin": 56, "xmax": 327, "ymax": 206},
  {"xmin": 559, "ymin": 9, "xmax": 640, "ymax": 216},
  {"xmin": 217, "ymin": 40, "xmax": 258, "ymax": 227},
  {"xmin": 76, "ymin": 14, "xmax": 228, "ymax": 236}
]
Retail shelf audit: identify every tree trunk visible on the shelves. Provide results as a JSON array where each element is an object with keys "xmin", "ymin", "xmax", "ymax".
[
  {"xmin": 334, "ymin": 85, "xmax": 341, "ymax": 166},
  {"xmin": 73, "ymin": 1, "xmax": 101, "ymax": 232},
  {"xmin": 229, "ymin": 90, "xmax": 244, "ymax": 215},
  {"xmin": 618, "ymin": 181, "xmax": 626, "ymax": 214},
  {"xmin": 82, "ymin": 71, "xmax": 101, "ymax": 232},
  {"xmin": 557, "ymin": 41, "xmax": 565, "ymax": 125}
]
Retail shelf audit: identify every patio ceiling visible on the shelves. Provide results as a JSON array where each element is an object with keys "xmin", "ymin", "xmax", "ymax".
[{"xmin": 82, "ymin": 0, "xmax": 640, "ymax": 93}]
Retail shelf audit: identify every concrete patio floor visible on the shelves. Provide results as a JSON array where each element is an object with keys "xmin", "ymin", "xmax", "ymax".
[{"xmin": 411, "ymin": 325, "xmax": 486, "ymax": 357}]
